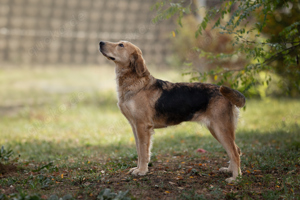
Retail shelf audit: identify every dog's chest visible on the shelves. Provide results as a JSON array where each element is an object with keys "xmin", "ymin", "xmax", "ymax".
[
  {"xmin": 117, "ymin": 99, "xmax": 137, "ymax": 119},
  {"xmin": 116, "ymin": 86, "xmax": 136, "ymax": 104}
]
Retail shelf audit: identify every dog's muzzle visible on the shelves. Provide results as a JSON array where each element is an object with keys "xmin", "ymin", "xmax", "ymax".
[{"xmin": 99, "ymin": 41, "xmax": 115, "ymax": 61}]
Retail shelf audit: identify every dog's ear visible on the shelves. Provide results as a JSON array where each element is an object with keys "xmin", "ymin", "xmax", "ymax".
[{"xmin": 130, "ymin": 51, "xmax": 149, "ymax": 77}]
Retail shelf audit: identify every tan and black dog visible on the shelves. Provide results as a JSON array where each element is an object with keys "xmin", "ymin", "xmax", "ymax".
[{"xmin": 99, "ymin": 40, "xmax": 245, "ymax": 183}]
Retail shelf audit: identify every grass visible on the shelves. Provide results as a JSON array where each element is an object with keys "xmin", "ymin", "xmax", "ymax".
[{"xmin": 0, "ymin": 66, "xmax": 300, "ymax": 199}]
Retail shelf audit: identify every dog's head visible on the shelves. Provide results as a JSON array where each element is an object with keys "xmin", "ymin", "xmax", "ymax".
[{"xmin": 99, "ymin": 41, "xmax": 149, "ymax": 77}]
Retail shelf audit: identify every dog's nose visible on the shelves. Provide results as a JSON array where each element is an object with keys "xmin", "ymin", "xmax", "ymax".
[{"xmin": 99, "ymin": 41, "xmax": 105, "ymax": 46}]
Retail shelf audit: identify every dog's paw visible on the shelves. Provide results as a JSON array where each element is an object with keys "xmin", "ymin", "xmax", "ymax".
[
  {"xmin": 219, "ymin": 167, "xmax": 231, "ymax": 173},
  {"xmin": 128, "ymin": 167, "xmax": 138, "ymax": 174},
  {"xmin": 131, "ymin": 168, "xmax": 148, "ymax": 176},
  {"xmin": 225, "ymin": 177, "xmax": 236, "ymax": 183}
]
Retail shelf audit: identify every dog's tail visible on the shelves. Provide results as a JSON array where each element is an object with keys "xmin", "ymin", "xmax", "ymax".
[{"xmin": 220, "ymin": 86, "xmax": 246, "ymax": 107}]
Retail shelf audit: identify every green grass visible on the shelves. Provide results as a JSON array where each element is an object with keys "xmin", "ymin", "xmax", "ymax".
[{"xmin": 0, "ymin": 66, "xmax": 300, "ymax": 199}]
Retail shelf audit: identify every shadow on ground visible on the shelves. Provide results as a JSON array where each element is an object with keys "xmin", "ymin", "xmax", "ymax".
[{"xmin": 1, "ymin": 124, "xmax": 300, "ymax": 199}]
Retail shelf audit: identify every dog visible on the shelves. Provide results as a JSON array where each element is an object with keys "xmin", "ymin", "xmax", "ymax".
[{"xmin": 99, "ymin": 40, "xmax": 245, "ymax": 183}]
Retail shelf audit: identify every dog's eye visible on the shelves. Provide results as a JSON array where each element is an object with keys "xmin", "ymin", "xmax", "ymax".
[{"xmin": 118, "ymin": 43, "xmax": 124, "ymax": 47}]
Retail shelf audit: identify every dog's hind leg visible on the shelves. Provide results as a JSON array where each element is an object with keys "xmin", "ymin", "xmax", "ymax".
[{"xmin": 208, "ymin": 122, "xmax": 242, "ymax": 183}]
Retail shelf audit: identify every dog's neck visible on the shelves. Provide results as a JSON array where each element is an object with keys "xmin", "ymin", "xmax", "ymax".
[{"xmin": 114, "ymin": 63, "xmax": 153, "ymax": 102}]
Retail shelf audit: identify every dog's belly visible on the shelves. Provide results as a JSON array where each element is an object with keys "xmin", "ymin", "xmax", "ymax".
[{"xmin": 153, "ymin": 80, "xmax": 221, "ymax": 125}]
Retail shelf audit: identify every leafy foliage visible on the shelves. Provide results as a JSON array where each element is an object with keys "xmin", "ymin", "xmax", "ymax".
[
  {"xmin": 97, "ymin": 188, "xmax": 131, "ymax": 200},
  {"xmin": 0, "ymin": 193, "xmax": 42, "ymax": 200},
  {"xmin": 0, "ymin": 193, "xmax": 74, "ymax": 200},
  {"xmin": 153, "ymin": 0, "xmax": 300, "ymax": 96},
  {"xmin": 0, "ymin": 146, "xmax": 14, "ymax": 163}
]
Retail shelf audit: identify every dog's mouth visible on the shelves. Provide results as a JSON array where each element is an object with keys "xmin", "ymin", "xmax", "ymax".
[{"xmin": 100, "ymin": 49, "xmax": 115, "ymax": 61}]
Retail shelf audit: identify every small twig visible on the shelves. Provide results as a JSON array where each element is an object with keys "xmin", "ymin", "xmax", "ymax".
[
  {"xmin": 212, "ymin": 67, "xmax": 245, "ymax": 76},
  {"xmin": 241, "ymin": 38, "xmax": 300, "ymax": 46},
  {"xmin": 207, "ymin": 44, "xmax": 300, "ymax": 76},
  {"xmin": 263, "ymin": 43, "xmax": 300, "ymax": 65}
]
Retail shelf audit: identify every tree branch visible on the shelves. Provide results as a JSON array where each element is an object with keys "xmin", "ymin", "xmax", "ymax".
[{"xmin": 263, "ymin": 43, "xmax": 300, "ymax": 65}]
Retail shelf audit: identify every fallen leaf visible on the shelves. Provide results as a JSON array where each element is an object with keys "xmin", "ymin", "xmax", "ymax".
[
  {"xmin": 172, "ymin": 31, "xmax": 176, "ymax": 37},
  {"xmin": 165, "ymin": 191, "xmax": 170, "ymax": 194},
  {"xmin": 61, "ymin": 174, "xmax": 64, "ymax": 178},
  {"xmin": 196, "ymin": 148, "xmax": 207, "ymax": 153},
  {"xmin": 169, "ymin": 181, "xmax": 176, "ymax": 185},
  {"xmin": 176, "ymin": 176, "xmax": 184, "ymax": 180},
  {"xmin": 178, "ymin": 187, "xmax": 184, "ymax": 190},
  {"xmin": 246, "ymin": 170, "xmax": 251, "ymax": 174}
]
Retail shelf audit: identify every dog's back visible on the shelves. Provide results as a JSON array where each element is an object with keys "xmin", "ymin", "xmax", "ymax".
[{"xmin": 153, "ymin": 79, "xmax": 222, "ymax": 125}]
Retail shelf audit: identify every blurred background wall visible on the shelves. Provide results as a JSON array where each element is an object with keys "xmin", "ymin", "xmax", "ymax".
[{"xmin": 0, "ymin": 0, "xmax": 175, "ymax": 66}]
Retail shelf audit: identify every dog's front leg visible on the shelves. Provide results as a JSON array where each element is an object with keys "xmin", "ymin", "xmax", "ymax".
[
  {"xmin": 130, "ymin": 122, "xmax": 153, "ymax": 176},
  {"xmin": 128, "ymin": 122, "xmax": 140, "ymax": 173}
]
